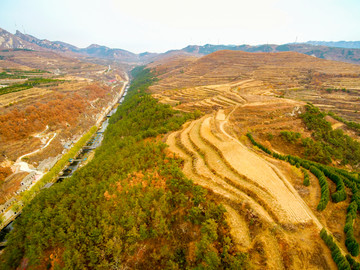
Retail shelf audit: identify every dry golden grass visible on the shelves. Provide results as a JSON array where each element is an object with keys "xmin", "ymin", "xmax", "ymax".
[
  {"xmin": 166, "ymin": 109, "xmax": 336, "ymax": 269},
  {"xmin": 152, "ymin": 50, "xmax": 360, "ymax": 269}
]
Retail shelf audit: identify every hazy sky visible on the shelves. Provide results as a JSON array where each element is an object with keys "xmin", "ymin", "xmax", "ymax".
[{"xmin": 0, "ymin": 0, "xmax": 359, "ymax": 53}]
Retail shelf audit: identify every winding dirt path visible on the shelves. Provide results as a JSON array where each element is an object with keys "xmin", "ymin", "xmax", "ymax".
[{"xmin": 15, "ymin": 132, "xmax": 57, "ymax": 165}]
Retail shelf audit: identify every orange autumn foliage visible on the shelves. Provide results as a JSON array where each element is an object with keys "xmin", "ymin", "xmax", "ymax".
[
  {"xmin": 0, "ymin": 93, "xmax": 86, "ymax": 141},
  {"xmin": 85, "ymin": 84, "xmax": 110, "ymax": 100},
  {"xmin": 0, "ymin": 166, "xmax": 12, "ymax": 182}
]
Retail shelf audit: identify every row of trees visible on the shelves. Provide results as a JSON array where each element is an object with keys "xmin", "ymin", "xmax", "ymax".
[
  {"xmin": 0, "ymin": 78, "xmax": 61, "ymax": 96},
  {"xmin": 302, "ymin": 168, "xmax": 310, "ymax": 186},
  {"xmin": 319, "ymin": 165, "xmax": 347, "ymax": 203},
  {"xmin": 344, "ymin": 201, "xmax": 360, "ymax": 256},
  {"xmin": 20, "ymin": 126, "xmax": 97, "ymax": 205},
  {"xmin": 320, "ymin": 228, "xmax": 351, "ymax": 270},
  {"xmin": 247, "ymin": 127, "xmax": 360, "ymax": 260},
  {"xmin": 248, "ymin": 132, "xmax": 330, "ymax": 210},
  {"xmin": 328, "ymin": 111, "xmax": 360, "ymax": 135},
  {"xmin": 309, "ymin": 166, "xmax": 329, "ymax": 210},
  {"xmin": 346, "ymin": 254, "xmax": 360, "ymax": 270}
]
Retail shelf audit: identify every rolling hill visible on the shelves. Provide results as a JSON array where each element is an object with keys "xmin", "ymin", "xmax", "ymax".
[
  {"xmin": 0, "ymin": 46, "xmax": 127, "ymax": 207},
  {"xmin": 147, "ymin": 50, "xmax": 360, "ymax": 269}
]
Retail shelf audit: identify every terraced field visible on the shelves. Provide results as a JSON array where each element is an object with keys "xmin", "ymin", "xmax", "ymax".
[
  {"xmin": 166, "ymin": 101, "xmax": 337, "ymax": 268},
  {"xmin": 149, "ymin": 50, "xmax": 360, "ymax": 269},
  {"xmin": 153, "ymin": 79, "xmax": 270, "ymax": 114}
]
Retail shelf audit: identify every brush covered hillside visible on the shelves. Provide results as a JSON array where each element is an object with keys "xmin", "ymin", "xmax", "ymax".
[
  {"xmin": 147, "ymin": 50, "xmax": 360, "ymax": 269},
  {"xmin": 0, "ymin": 48, "xmax": 126, "ymax": 204},
  {"xmin": 0, "ymin": 68, "xmax": 250, "ymax": 270}
]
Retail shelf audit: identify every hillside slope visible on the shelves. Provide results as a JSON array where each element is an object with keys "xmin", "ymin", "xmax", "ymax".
[
  {"xmin": 0, "ymin": 68, "xmax": 249, "ymax": 269},
  {"xmin": 0, "ymin": 48, "xmax": 126, "ymax": 206},
  {"xmin": 0, "ymin": 28, "xmax": 44, "ymax": 51},
  {"xmin": 149, "ymin": 50, "xmax": 360, "ymax": 268}
]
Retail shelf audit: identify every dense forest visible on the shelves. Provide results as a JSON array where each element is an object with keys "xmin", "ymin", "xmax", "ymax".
[{"xmin": 0, "ymin": 67, "xmax": 249, "ymax": 269}]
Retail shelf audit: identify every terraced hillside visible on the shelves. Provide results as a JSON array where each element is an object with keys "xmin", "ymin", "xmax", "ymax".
[
  {"xmin": 151, "ymin": 50, "xmax": 360, "ymax": 91},
  {"xmin": 150, "ymin": 51, "xmax": 360, "ymax": 269},
  {"xmin": 166, "ymin": 104, "xmax": 337, "ymax": 269}
]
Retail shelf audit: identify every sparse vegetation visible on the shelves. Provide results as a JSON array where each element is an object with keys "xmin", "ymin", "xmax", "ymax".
[{"xmin": 280, "ymin": 131, "xmax": 301, "ymax": 143}]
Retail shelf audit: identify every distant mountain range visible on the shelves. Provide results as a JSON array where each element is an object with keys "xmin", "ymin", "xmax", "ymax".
[
  {"xmin": 0, "ymin": 27, "xmax": 144, "ymax": 63},
  {"xmin": 178, "ymin": 43, "xmax": 360, "ymax": 65},
  {"xmin": 1, "ymin": 27, "xmax": 360, "ymax": 65},
  {"xmin": 306, "ymin": 41, "xmax": 360, "ymax": 49}
]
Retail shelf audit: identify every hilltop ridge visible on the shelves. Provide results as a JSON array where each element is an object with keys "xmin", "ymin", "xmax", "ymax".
[{"xmin": 2, "ymin": 27, "xmax": 360, "ymax": 65}]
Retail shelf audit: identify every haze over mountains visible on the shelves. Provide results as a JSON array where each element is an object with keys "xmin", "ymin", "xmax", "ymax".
[
  {"xmin": 1, "ymin": 27, "xmax": 360, "ymax": 66},
  {"xmin": 306, "ymin": 41, "xmax": 360, "ymax": 49}
]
